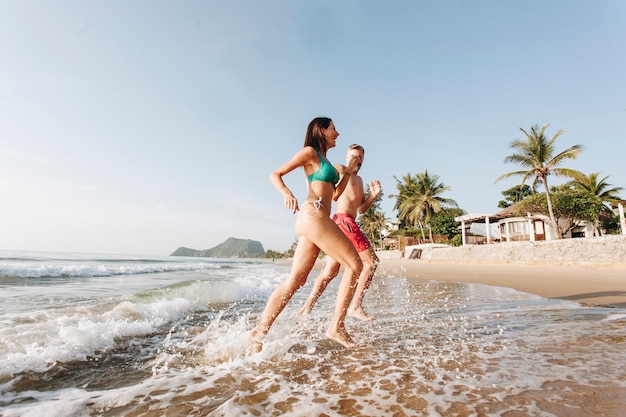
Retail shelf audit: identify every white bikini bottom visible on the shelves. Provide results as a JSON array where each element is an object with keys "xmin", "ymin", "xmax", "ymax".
[{"xmin": 301, "ymin": 196, "xmax": 324, "ymax": 218}]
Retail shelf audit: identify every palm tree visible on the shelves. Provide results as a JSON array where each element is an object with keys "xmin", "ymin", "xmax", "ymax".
[
  {"xmin": 358, "ymin": 209, "xmax": 388, "ymax": 249},
  {"xmin": 357, "ymin": 186, "xmax": 388, "ymax": 248},
  {"xmin": 495, "ymin": 124, "xmax": 583, "ymax": 239},
  {"xmin": 390, "ymin": 170, "xmax": 459, "ymax": 241},
  {"xmin": 498, "ymin": 184, "xmax": 533, "ymax": 208},
  {"xmin": 566, "ymin": 172, "xmax": 623, "ymax": 235}
]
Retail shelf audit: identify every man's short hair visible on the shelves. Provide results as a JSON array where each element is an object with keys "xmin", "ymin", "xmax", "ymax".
[{"xmin": 348, "ymin": 144, "xmax": 364, "ymax": 154}]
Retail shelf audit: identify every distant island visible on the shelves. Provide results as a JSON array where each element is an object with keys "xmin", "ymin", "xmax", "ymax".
[{"xmin": 171, "ymin": 237, "xmax": 265, "ymax": 258}]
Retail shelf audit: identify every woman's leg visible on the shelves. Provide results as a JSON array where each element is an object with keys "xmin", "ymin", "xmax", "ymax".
[
  {"xmin": 249, "ymin": 235, "xmax": 319, "ymax": 352},
  {"xmin": 303, "ymin": 216, "xmax": 363, "ymax": 348}
]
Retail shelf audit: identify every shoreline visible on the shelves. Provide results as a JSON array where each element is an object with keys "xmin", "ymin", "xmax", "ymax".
[
  {"xmin": 275, "ymin": 236, "xmax": 626, "ymax": 308},
  {"xmin": 379, "ymin": 258, "xmax": 626, "ymax": 309},
  {"xmin": 277, "ymin": 256, "xmax": 626, "ymax": 309}
]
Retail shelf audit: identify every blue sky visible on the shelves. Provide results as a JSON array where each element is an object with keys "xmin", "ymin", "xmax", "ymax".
[{"xmin": 1, "ymin": 1, "xmax": 625, "ymax": 255}]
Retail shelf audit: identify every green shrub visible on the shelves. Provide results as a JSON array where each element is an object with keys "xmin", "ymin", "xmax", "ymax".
[{"xmin": 450, "ymin": 234, "xmax": 463, "ymax": 247}]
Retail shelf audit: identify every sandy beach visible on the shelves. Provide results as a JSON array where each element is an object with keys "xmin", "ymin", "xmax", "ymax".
[
  {"xmin": 377, "ymin": 259, "xmax": 626, "ymax": 308},
  {"xmin": 296, "ymin": 235, "xmax": 626, "ymax": 309}
]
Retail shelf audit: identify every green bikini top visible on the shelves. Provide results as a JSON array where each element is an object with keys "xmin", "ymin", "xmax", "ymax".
[{"xmin": 307, "ymin": 149, "xmax": 340, "ymax": 184}]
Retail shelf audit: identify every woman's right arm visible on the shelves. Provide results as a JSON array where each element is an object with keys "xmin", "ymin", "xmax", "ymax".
[{"xmin": 269, "ymin": 147, "xmax": 314, "ymax": 213}]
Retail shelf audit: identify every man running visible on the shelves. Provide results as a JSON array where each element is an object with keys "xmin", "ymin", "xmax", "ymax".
[{"xmin": 298, "ymin": 144, "xmax": 382, "ymax": 321}]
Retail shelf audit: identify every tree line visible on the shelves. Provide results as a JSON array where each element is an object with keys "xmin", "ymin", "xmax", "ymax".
[{"xmin": 357, "ymin": 123, "xmax": 624, "ymax": 248}]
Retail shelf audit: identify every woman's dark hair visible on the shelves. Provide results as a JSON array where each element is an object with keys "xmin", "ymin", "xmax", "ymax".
[{"xmin": 304, "ymin": 117, "xmax": 332, "ymax": 152}]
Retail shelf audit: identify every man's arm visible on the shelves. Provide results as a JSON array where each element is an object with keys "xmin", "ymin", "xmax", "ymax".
[
  {"xmin": 358, "ymin": 180, "xmax": 382, "ymax": 214},
  {"xmin": 333, "ymin": 156, "xmax": 360, "ymax": 201},
  {"xmin": 333, "ymin": 164, "xmax": 352, "ymax": 201}
]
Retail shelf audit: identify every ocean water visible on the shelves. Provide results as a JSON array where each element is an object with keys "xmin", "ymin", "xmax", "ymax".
[{"xmin": 1, "ymin": 250, "xmax": 625, "ymax": 417}]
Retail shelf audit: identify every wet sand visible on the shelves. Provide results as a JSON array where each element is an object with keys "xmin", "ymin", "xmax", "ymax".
[
  {"xmin": 6, "ymin": 255, "xmax": 625, "ymax": 416},
  {"xmin": 378, "ymin": 259, "xmax": 626, "ymax": 308},
  {"xmin": 278, "ymin": 255, "xmax": 626, "ymax": 308}
]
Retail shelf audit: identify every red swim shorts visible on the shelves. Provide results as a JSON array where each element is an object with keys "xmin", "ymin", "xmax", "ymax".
[{"xmin": 333, "ymin": 213, "xmax": 371, "ymax": 252}]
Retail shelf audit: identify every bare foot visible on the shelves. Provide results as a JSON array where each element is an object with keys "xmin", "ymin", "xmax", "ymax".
[
  {"xmin": 297, "ymin": 305, "xmax": 312, "ymax": 316},
  {"xmin": 348, "ymin": 307, "xmax": 376, "ymax": 322},
  {"xmin": 326, "ymin": 328, "xmax": 356, "ymax": 349},
  {"xmin": 247, "ymin": 330, "xmax": 263, "ymax": 354}
]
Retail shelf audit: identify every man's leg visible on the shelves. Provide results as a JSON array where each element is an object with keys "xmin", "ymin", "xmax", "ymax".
[
  {"xmin": 347, "ymin": 247, "xmax": 379, "ymax": 321},
  {"xmin": 298, "ymin": 256, "xmax": 341, "ymax": 315}
]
